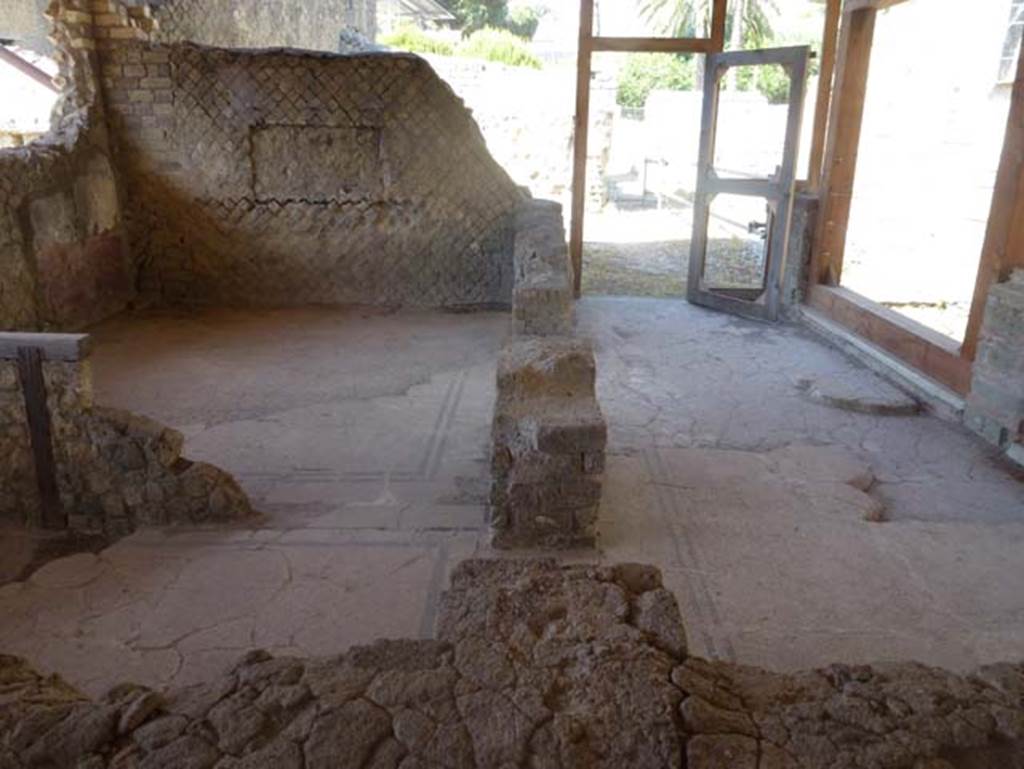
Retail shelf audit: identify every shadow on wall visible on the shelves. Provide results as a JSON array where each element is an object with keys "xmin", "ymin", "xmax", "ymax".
[{"xmin": 103, "ymin": 45, "xmax": 524, "ymax": 309}]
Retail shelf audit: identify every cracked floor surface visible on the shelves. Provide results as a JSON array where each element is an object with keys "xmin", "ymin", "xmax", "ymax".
[{"xmin": 0, "ymin": 299, "xmax": 1021, "ymax": 697}]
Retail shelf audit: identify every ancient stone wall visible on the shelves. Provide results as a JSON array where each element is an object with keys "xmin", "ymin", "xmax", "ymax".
[
  {"xmin": 0, "ymin": 333, "xmax": 252, "ymax": 536},
  {"xmin": 146, "ymin": 0, "xmax": 377, "ymax": 51},
  {"xmin": 1, "ymin": 559, "xmax": 1022, "ymax": 768},
  {"xmin": 490, "ymin": 200, "xmax": 607, "ymax": 548},
  {"xmin": 0, "ymin": 1, "xmax": 135, "ymax": 332},
  {"xmin": 966, "ymin": 269, "xmax": 1024, "ymax": 465},
  {"xmin": 96, "ymin": 39, "xmax": 523, "ymax": 308}
]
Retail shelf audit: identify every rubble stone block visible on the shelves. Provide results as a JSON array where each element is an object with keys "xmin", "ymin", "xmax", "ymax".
[{"xmin": 967, "ymin": 270, "xmax": 1024, "ymax": 456}]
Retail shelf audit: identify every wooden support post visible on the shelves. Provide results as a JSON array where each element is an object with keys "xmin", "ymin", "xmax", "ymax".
[
  {"xmin": 16, "ymin": 347, "xmax": 65, "ymax": 530},
  {"xmin": 963, "ymin": 46, "xmax": 1024, "ymax": 361},
  {"xmin": 809, "ymin": 5, "xmax": 876, "ymax": 286},
  {"xmin": 806, "ymin": 0, "xmax": 841, "ymax": 190},
  {"xmin": 710, "ymin": 0, "xmax": 727, "ymax": 52},
  {"xmin": 569, "ymin": 0, "xmax": 595, "ymax": 297}
]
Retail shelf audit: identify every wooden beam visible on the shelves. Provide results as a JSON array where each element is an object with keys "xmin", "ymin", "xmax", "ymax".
[
  {"xmin": 808, "ymin": 285, "xmax": 972, "ymax": 395},
  {"xmin": 569, "ymin": 0, "xmax": 595, "ymax": 297},
  {"xmin": 710, "ymin": 0, "xmax": 727, "ymax": 51},
  {"xmin": 843, "ymin": 0, "xmax": 910, "ymax": 12},
  {"xmin": 810, "ymin": 5, "xmax": 876, "ymax": 286},
  {"xmin": 963, "ymin": 44, "xmax": 1024, "ymax": 360},
  {"xmin": 590, "ymin": 37, "xmax": 716, "ymax": 54},
  {"xmin": 16, "ymin": 347, "xmax": 66, "ymax": 529},
  {"xmin": 806, "ymin": 0, "xmax": 841, "ymax": 190},
  {"xmin": 0, "ymin": 46, "xmax": 57, "ymax": 93}
]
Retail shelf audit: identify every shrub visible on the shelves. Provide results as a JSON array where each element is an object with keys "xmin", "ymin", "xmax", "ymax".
[
  {"xmin": 506, "ymin": 5, "xmax": 542, "ymax": 39},
  {"xmin": 756, "ymin": 64, "xmax": 791, "ymax": 104},
  {"xmin": 457, "ymin": 27, "xmax": 542, "ymax": 69},
  {"xmin": 447, "ymin": 0, "xmax": 508, "ymax": 36},
  {"xmin": 616, "ymin": 53, "xmax": 695, "ymax": 109},
  {"xmin": 380, "ymin": 25, "xmax": 454, "ymax": 56}
]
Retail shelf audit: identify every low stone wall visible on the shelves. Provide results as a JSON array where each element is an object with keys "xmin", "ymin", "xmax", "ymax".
[
  {"xmin": 1, "ymin": 559, "xmax": 1022, "ymax": 768},
  {"xmin": 511, "ymin": 199, "xmax": 574, "ymax": 336},
  {"xmin": 0, "ymin": 333, "xmax": 252, "ymax": 535},
  {"xmin": 966, "ymin": 270, "xmax": 1024, "ymax": 464},
  {"xmin": 490, "ymin": 200, "xmax": 607, "ymax": 548}
]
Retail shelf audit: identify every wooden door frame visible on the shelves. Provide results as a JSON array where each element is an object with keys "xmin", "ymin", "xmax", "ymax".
[
  {"xmin": 807, "ymin": 0, "xmax": 1024, "ymax": 396},
  {"xmin": 569, "ymin": 0, "xmax": 728, "ymax": 296}
]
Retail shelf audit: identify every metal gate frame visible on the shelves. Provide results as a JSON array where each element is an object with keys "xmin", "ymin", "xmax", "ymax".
[{"xmin": 687, "ymin": 46, "xmax": 810, "ymax": 321}]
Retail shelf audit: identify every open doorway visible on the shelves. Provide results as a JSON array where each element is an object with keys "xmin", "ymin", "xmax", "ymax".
[{"xmin": 574, "ymin": 0, "xmax": 827, "ymax": 299}]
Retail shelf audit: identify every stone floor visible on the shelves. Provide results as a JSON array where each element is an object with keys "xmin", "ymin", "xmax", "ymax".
[{"xmin": 1, "ymin": 299, "xmax": 1022, "ymax": 698}]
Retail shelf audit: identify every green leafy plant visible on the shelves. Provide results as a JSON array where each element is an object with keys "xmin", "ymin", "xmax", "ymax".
[
  {"xmin": 616, "ymin": 53, "xmax": 696, "ymax": 108},
  {"xmin": 506, "ymin": 4, "xmax": 542, "ymax": 39},
  {"xmin": 457, "ymin": 27, "xmax": 542, "ymax": 69},
  {"xmin": 756, "ymin": 63, "xmax": 791, "ymax": 104},
  {"xmin": 380, "ymin": 25, "xmax": 454, "ymax": 56},
  {"xmin": 444, "ymin": 0, "xmax": 508, "ymax": 36}
]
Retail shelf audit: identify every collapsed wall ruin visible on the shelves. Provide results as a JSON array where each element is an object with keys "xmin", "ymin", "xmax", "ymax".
[
  {"xmin": 0, "ymin": 332, "xmax": 252, "ymax": 534},
  {"xmin": 2, "ymin": 559, "xmax": 1022, "ymax": 768}
]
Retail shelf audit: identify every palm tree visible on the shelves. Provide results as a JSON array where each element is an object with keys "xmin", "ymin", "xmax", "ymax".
[{"xmin": 638, "ymin": 0, "xmax": 779, "ymax": 88}]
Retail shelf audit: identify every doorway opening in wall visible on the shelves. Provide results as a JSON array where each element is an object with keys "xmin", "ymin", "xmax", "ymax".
[
  {"xmin": 0, "ymin": 44, "xmax": 58, "ymax": 147},
  {"xmin": 580, "ymin": 50, "xmax": 698, "ymax": 297},
  {"xmin": 839, "ymin": 0, "xmax": 1015, "ymax": 344},
  {"xmin": 576, "ymin": 0, "xmax": 826, "ymax": 299}
]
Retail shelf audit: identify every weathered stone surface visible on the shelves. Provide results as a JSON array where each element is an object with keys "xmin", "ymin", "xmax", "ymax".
[
  {"xmin": 101, "ymin": 40, "xmax": 522, "ymax": 309},
  {"xmin": 0, "ymin": 1, "xmax": 135, "ymax": 333},
  {"xmin": 513, "ymin": 199, "xmax": 574, "ymax": 336},
  {"xmin": 966, "ymin": 270, "xmax": 1024, "ymax": 461},
  {"xmin": 797, "ymin": 373, "xmax": 920, "ymax": 416},
  {"xmin": 0, "ymin": 353, "xmax": 253, "ymax": 534},
  {"xmin": 0, "ymin": 559, "xmax": 1022, "ymax": 768},
  {"xmin": 491, "ymin": 336, "xmax": 607, "ymax": 547}
]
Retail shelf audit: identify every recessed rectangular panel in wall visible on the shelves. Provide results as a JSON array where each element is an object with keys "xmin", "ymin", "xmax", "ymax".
[{"xmin": 250, "ymin": 124, "xmax": 380, "ymax": 203}]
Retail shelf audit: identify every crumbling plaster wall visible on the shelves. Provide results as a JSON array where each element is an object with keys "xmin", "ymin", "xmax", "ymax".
[
  {"xmin": 97, "ymin": 39, "xmax": 523, "ymax": 308},
  {"xmin": 0, "ymin": 2, "xmax": 137, "ymax": 333},
  {"xmin": 0, "ymin": 0, "xmax": 52, "ymax": 54},
  {"xmin": 145, "ymin": 0, "xmax": 377, "ymax": 51},
  {"xmin": 966, "ymin": 270, "xmax": 1024, "ymax": 463}
]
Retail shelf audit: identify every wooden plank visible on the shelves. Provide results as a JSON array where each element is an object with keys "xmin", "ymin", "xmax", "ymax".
[
  {"xmin": 569, "ymin": 0, "xmax": 595, "ymax": 297},
  {"xmin": 710, "ymin": 0, "xmax": 727, "ymax": 52},
  {"xmin": 810, "ymin": 6, "xmax": 876, "ymax": 286},
  {"xmin": 16, "ymin": 347, "xmax": 66, "ymax": 530},
  {"xmin": 0, "ymin": 333, "xmax": 92, "ymax": 361},
  {"xmin": 962, "ymin": 44, "xmax": 1024, "ymax": 360},
  {"xmin": 806, "ymin": 0, "xmax": 841, "ymax": 190},
  {"xmin": 843, "ymin": 0, "xmax": 910, "ymax": 12},
  {"xmin": 0, "ymin": 46, "xmax": 58, "ymax": 93},
  {"xmin": 590, "ymin": 37, "xmax": 715, "ymax": 54},
  {"xmin": 807, "ymin": 285, "xmax": 971, "ymax": 394}
]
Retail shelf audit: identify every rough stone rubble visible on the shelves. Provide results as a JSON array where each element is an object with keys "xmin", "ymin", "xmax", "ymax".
[
  {"xmin": 0, "ymin": 336, "xmax": 252, "ymax": 535},
  {"xmin": 1, "ymin": 559, "xmax": 1022, "ymax": 768}
]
